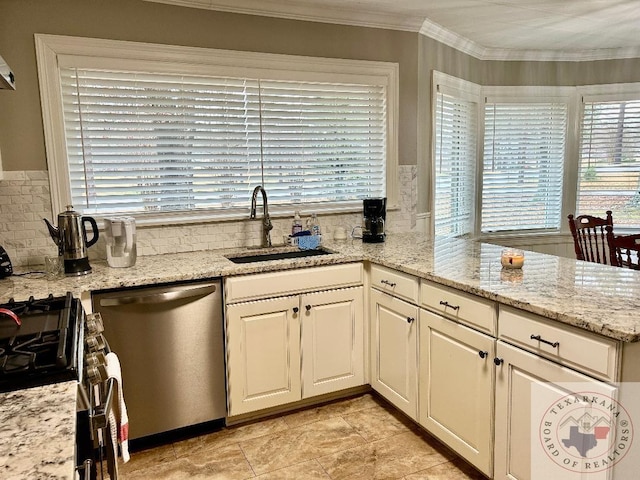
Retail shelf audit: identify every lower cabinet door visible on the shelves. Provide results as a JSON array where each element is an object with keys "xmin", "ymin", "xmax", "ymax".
[
  {"xmin": 226, "ymin": 295, "xmax": 301, "ymax": 416},
  {"xmin": 370, "ymin": 288, "xmax": 419, "ymax": 419},
  {"xmin": 301, "ymin": 286, "xmax": 364, "ymax": 398},
  {"xmin": 494, "ymin": 341, "xmax": 618, "ymax": 480},
  {"xmin": 419, "ymin": 309, "xmax": 495, "ymax": 477}
]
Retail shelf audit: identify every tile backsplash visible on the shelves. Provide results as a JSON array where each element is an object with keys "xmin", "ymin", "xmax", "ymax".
[{"xmin": 0, "ymin": 166, "xmax": 418, "ymax": 267}]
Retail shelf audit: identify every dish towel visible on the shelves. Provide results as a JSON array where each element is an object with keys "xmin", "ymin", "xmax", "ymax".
[{"xmin": 106, "ymin": 352, "xmax": 130, "ymax": 463}]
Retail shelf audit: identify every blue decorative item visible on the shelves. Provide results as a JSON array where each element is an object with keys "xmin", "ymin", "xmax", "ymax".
[{"xmin": 298, "ymin": 235, "xmax": 321, "ymax": 250}]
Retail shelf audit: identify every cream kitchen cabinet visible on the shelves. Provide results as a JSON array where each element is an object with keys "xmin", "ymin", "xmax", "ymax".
[
  {"xmin": 418, "ymin": 279, "xmax": 497, "ymax": 476},
  {"xmin": 370, "ymin": 280, "xmax": 419, "ymax": 420},
  {"xmin": 226, "ymin": 295, "xmax": 302, "ymax": 416},
  {"xmin": 225, "ymin": 263, "xmax": 364, "ymax": 417},
  {"xmin": 418, "ymin": 308, "xmax": 495, "ymax": 477},
  {"xmin": 494, "ymin": 306, "xmax": 620, "ymax": 480}
]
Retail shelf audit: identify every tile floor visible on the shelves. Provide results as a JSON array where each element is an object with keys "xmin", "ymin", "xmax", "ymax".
[{"xmin": 113, "ymin": 393, "xmax": 486, "ymax": 479}]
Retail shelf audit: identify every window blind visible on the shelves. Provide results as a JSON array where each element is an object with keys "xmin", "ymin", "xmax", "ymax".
[
  {"xmin": 482, "ymin": 102, "xmax": 567, "ymax": 233},
  {"xmin": 60, "ymin": 68, "xmax": 386, "ymax": 216},
  {"xmin": 433, "ymin": 91, "xmax": 477, "ymax": 237},
  {"xmin": 578, "ymin": 99, "xmax": 640, "ymax": 228}
]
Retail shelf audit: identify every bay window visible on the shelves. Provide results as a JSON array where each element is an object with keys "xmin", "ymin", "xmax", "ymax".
[{"xmin": 432, "ymin": 72, "xmax": 640, "ymax": 237}]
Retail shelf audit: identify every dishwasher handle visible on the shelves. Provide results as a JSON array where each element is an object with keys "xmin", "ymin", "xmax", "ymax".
[{"xmin": 99, "ymin": 284, "xmax": 217, "ymax": 307}]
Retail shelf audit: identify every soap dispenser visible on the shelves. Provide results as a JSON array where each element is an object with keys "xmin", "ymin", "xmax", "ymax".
[{"xmin": 292, "ymin": 210, "xmax": 303, "ymax": 235}]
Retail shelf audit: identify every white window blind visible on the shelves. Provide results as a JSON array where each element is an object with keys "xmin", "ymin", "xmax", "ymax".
[
  {"xmin": 578, "ymin": 99, "xmax": 640, "ymax": 228},
  {"xmin": 433, "ymin": 90, "xmax": 477, "ymax": 237},
  {"xmin": 60, "ymin": 68, "xmax": 386, "ymax": 216},
  {"xmin": 482, "ymin": 101, "xmax": 567, "ymax": 233}
]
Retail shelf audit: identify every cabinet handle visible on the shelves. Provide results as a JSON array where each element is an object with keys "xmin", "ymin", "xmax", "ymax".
[
  {"xmin": 305, "ymin": 305, "xmax": 312, "ymax": 311},
  {"xmin": 439, "ymin": 300, "xmax": 460, "ymax": 311},
  {"xmin": 293, "ymin": 307, "xmax": 299, "ymax": 313},
  {"xmin": 530, "ymin": 334, "xmax": 559, "ymax": 348},
  {"xmin": 407, "ymin": 317, "xmax": 415, "ymax": 324},
  {"xmin": 380, "ymin": 279, "xmax": 396, "ymax": 287},
  {"xmin": 493, "ymin": 357, "xmax": 504, "ymax": 366},
  {"xmin": 478, "ymin": 351, "xmax": 488, "ymax": 359}
]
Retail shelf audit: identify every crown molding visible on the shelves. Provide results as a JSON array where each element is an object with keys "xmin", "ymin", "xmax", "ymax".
[
  {"xmin": 419, "ymin": 18, "xmax": 640, "ymax": 62},
  {"xmin": 144, "ymin": 0, "xmax": 423, "ymax": 31},
  {"xmin": 144, "ymin": 0, "xmax": 640, "ymax": 62}
]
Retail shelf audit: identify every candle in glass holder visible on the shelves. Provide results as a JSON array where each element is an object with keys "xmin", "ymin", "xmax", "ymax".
[{"xmin": 501, "ymin": 248, "xmax": 525, "ymax": 269}]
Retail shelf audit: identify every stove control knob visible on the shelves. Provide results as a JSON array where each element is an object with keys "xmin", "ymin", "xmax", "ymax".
[
  {"xmin": 85, "ymin": 352, "xmax": 106, "ymax": 368},
  {"xmin": 85, "ymin": 364, "xmax": 108, "ymax": 385},
  {"xmin": 85, "ymin": 333, "xmax": 107, "ymax": 353},
  {"xmin": 85, "ymin": 313, "xmax": 104, "ymax": 335}
]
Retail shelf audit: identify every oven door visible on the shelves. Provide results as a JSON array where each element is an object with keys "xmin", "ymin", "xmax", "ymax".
[{"xmin": 77, "ymin": 376, "xmax": 117, "ymax": 480}]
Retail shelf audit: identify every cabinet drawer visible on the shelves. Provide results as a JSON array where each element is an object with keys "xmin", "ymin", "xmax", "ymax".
[
  {"xmin": 225, "ymin": 263, "xmax": 363, "ymax": 303},
  {"xmin": 499, "ymin": 306, "xmax": 619, "ymax": 382},
  {"xmin": 420, "ymin": 281, "xmax": 496, "ymax": 335},
  {"xmin": 370, "ymin": 264, "xmax": 419, "ymax": 304}
]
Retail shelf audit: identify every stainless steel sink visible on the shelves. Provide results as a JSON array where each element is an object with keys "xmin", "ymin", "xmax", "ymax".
[{"xmin": 226, "ymin": 248, "xmax": 333, "ymax": 264}]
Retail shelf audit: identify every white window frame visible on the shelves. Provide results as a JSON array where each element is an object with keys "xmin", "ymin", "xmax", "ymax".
[
  {"xmin": 430, "ymin": 71, "xmax": 481, "ymax": 237},
  {"xmin": 35, "ymin": 34, "xmax": 398, "ymax": 225}
]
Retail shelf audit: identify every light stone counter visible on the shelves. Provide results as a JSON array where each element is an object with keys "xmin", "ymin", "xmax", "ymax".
[
  {"xmin": 1, "ymin": 233, "xmax": 640, "ymax": 342},
  {"xmin": 0, "ymin": 381, "xmax": 77, "ymax": 480},
  {"xmin": 2, "ymin": 233, "xmax": 640, "ymax": 476}
]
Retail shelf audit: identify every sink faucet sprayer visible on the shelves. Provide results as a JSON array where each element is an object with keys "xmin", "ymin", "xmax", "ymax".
[{"xmin": 250, "ymin": 185, "xmax": 273, "ymax": 247}]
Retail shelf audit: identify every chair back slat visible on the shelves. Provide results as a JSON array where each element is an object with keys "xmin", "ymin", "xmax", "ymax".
[
  {"xmin": 568, "ymin": 211, "xmax": 613, "ymax": 264},
  {"xmin": 606, "ymin": 225, "xmax": 640, "ymax": 270}
]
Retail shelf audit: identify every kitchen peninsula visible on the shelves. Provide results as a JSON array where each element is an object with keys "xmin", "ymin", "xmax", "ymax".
[{"xmin": 2, "ymin": 233, "xmax": 640, "ymax": 479}]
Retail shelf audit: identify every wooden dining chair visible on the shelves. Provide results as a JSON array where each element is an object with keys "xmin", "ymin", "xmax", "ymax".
[
  {"xmin": 567, "ymin": 211, "xmax": 613, "ymax": 264},
  {"xmin": 606, "ymin": 225, "xmax": 640, "ymax": 270}
]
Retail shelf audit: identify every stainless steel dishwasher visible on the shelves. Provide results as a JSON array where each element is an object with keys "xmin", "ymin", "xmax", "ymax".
[{"xmin": 92, "ymin": 279, "xmax": 226, "ymax": 440}]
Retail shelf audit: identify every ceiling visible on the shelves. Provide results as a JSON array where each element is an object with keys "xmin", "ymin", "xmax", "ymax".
[{"xmin": 145, "ymin": 0, "xmax": 640, "ymax": 61}]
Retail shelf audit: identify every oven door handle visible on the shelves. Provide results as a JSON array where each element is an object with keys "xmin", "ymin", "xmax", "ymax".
[
  {"xmin": 98, "ymin": 284, "xmax": 217, "ymax": 307},
  {"xmin": 92, "ymin": 377, "xmax": 115, "ymax": 430}
]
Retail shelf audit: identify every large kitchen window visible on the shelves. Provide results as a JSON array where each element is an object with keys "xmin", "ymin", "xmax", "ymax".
[
  {"xmin": 36, "ymin": 34, "xmax": 398, "ymax": 224},
  {"xmin": 577, "ymin": 87, "xmax": 640, "ymax": 228},
  {"xmin": 432, "ymin": 72, "xmax": 640, "ymax": 237}
]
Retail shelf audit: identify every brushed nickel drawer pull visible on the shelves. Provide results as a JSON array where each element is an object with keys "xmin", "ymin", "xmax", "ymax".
[
  {"xmin": 530, "ymin": 334, "xmax": 559, "ymax": 348},
  {"xmin": 439, "ymin": 300, "xmax": 460, "ymax": 311},
  {"xmin": 380, "ymin": 279, "xmax": 396, "ymax": 287}
]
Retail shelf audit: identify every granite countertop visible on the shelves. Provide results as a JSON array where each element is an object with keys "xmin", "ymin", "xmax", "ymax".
[
  {"xmin": 2, "ymin": 233, "xmax": 640, "ymax": 342},
  {"xmin": 0, "ymin": 381, "xmax": 77, "ymax": 480},
  {"xmin": 2, "ymin": 233, "xmax": 640, "ymax": 478}
]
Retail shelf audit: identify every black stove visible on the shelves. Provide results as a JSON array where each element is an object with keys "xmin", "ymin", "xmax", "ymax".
[{"xmin": 0, "ymin": 293, "xmax": 84, "ymax": 392}]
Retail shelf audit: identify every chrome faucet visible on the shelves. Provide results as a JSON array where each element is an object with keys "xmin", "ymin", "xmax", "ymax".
[{"xmin": 250, "ymin": 185, "xmax": 273, "ymax": 247}]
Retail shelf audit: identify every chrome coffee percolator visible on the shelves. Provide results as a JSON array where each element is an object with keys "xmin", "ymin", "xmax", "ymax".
[{"xmin": 44, "ymin": 205, "xmax": 99, "ymax": 275}]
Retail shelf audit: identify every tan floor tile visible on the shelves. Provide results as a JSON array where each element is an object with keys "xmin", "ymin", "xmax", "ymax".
[
  {"xmin": 254, "ymin": 459, "xmax": 331, "ymax": 479},
  {"xmin": 240, "ymin": 416, "xmax": 366, "ymax": 475},
  {"xmin": 173, "ymin": 418, "xmax": 290, "ymax": 457},
  {"xmin": 282, "ymin": 393, "xmax": 380, "ymax": 428},
  {"xmin": 121, "ymin": 457, "xmax": 220, "ymax": 480},
  {"xmin": 317, "ymin": 430, "xmax": 454, "ymax": 480},
  {"xmin": 119, "ymin": 443, "xmax": 176, "ymax": 475},
  {"xmin": 124, "ymin": 443, "xmax": 255, "ymax": 480},
  {"xmin": 403, "ymin": 458, "xmax": 486, "ymax": 479},
  {"xmin": 342, "ymin": 401, "xmax": 414, "ymax": 442}
]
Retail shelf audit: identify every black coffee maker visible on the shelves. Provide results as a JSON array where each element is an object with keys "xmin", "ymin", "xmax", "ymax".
[{"xmin": 363, "ymin": 198, "xmax": 386, "ymax": 243}]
